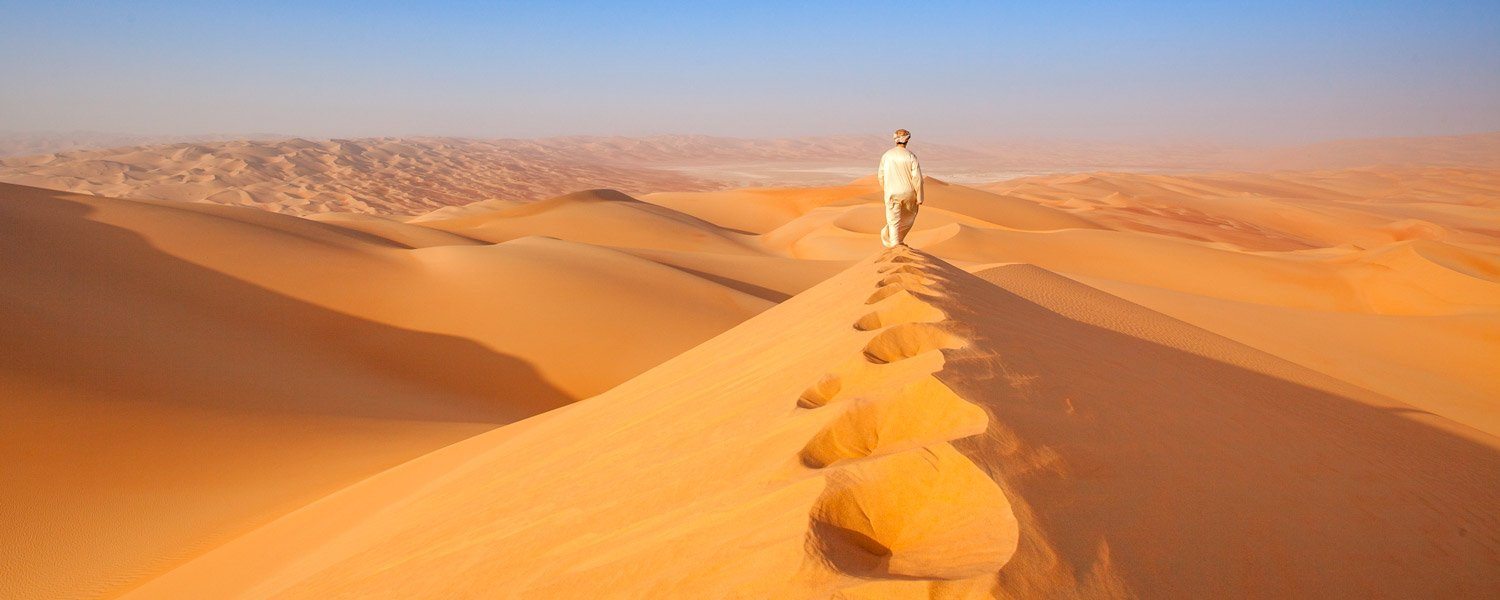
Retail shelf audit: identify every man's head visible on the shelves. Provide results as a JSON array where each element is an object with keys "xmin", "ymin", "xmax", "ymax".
[{"xmin": 893, "ymin": 129, "xmax": 911, "ymax": 146}]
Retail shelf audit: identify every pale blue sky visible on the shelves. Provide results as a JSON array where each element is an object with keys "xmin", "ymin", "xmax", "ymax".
[{"xmin": 2, "ymin": 1, "xmax": 1497, "ymax": 142}]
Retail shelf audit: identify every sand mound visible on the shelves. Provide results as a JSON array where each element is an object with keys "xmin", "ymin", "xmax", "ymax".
[
  {"xmin": 303, "ymin": 212, "xmax": 487, "ymax": 248},
  {"xmin": 0, "ymin": 183, "xmax": 775, "ymax": 597},
  {"xmin": 118, "ymin": 250, "xmax": 1499, "ymax": 598},
  {"xmin": 419, "ymin": 188, "xmax": 764, "ymax": 254},
  {"xmin": 4, "ymin": 184, "xmax": 772, "ymax": 400}
]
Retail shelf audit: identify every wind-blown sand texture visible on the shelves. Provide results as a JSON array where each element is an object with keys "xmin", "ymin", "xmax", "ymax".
[
  {"xmin": 3, "ymin": 139, "xmax": 1498, "ymax": 598},
  {"xmin": 7, "ymin": 132, "xmax": 1495, "ymax": 216},
  {"xmin": 0, "ymin": 138, "xmax": 717, "ymax": 215},
  {"xmin": 0, "ymin": 136, "xmax": 990, "ymax": 215}
]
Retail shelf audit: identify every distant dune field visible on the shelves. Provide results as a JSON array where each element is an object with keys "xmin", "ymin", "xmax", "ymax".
[
  {"xmin": 3, "ymin": 133, "xmax": 1499, "ymax": 598},
  {"xmin": 5, "ymin": 132, "xmax": 1495, "ymax": 216}
]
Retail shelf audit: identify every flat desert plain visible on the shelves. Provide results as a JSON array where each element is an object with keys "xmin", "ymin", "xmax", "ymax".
[{"xmin": 2, "ymin": 134, "xmax": 1498, "ymax": 598}]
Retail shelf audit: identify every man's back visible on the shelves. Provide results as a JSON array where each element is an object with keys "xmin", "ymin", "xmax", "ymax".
[{"xmin": 878, "ymin": 146, "xmax": 923, "ymax": 201}]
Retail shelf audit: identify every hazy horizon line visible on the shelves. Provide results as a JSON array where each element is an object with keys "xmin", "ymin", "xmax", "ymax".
[{"xmin": 6, "ymin": 128, "xmax": 1499, "ymax": 148}]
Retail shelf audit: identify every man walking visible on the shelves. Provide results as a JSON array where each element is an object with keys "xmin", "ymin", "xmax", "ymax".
[{"xmin": 877, "ymin": 128, "xmax": 924, "ymax": 248}]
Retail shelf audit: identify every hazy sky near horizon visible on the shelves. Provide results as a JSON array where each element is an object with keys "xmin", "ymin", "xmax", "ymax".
[{"xmin": 2, "ymin": 1, "xmax": 1497, "ymax": 143}]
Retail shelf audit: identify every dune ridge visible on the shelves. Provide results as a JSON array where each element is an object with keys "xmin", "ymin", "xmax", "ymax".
[
  {"xmin": 118, "ymin": 249, "xmax": 1500, "ymax": 599},
  {"xmin": 118, "ymin": 248, "xmax": 1022, "ymax": 598}
]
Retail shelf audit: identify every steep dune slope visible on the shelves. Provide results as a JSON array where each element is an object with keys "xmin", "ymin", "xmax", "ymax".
[
  {"xmin": 125, "ymin": 250, "xmax": 1500, "ymax": 599},
  {"xmin": 1061, "ymin": 274, "xmax": 1500, "ymax": 438},
  {"xmin": 18, "ymin": 184, "xmax": 771, "ymax": 399},
  {"xmin": 0, "ymin": 185, "xmax": 530, "ymax": 599},
  {"xmin": 950, "ymin": 262, "xmax": 1499, "ymax": 597},
  {"xmin": 404, "ymin": 237, "xmax": 771, "ymax": 395},
  {"xmin": 965, "ymin": 168, "xmax": 1500, "ymax": 433},
  {"xmin": 0, "ymin": 183, "xmax": 773, "ymax": 598}
]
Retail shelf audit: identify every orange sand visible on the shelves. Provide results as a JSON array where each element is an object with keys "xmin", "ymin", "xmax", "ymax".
[{"xmin": 3, "ymin": 139, "xmax": 1499, "ymax": 598}]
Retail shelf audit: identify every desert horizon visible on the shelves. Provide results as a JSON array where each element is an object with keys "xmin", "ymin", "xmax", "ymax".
[
  {"xmin": 3, "ymin": 1, "xmax": 1498, "ymax": 599},
  {"xmin": 4, "ymin": 130, "xmax": 1498, "ymax": 215}
]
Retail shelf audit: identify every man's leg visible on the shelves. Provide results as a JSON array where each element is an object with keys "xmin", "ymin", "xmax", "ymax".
[
  {"xmin": 896, "ymin": 198, "xmax": 918, "ymax": 245},
  {"xmin": 881, "ymin": 196, "xmax": 902, "ymax": 248},
  {"xmin": 888, "ymin": 193, "xmax": 916, "ymax": 246}
]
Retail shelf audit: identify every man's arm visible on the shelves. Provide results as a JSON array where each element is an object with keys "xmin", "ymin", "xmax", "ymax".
[
  {"xmin": 911, "ymin": 158, "xmax": 924, "ymax": 205},
  {"xmin": 877, "ymin": 154, "xmax": 886, "ymax": 189}
]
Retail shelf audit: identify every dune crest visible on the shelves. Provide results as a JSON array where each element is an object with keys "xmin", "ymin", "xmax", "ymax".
[
  {"xmin": 118, "ymin": 249, "xmax": 1499, "ymax": 599},
  {"xmin": 121, "ymin": 249, "xmax": 1024, "ymax": 598}
]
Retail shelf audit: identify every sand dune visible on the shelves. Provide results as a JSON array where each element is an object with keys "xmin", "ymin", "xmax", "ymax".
[
  {"xmin": 418, "ymin": 189, "xmax": 765, "ymax": 254},
  {"xmin": 0, "ymin": 135, "xmax": 989, "ymax": 216},
  {"xmin": 968, "ymin": 169, "xmax": 1500, "ymax": 434},
  {"xmin": 0, "ymin": 131, "xmax": 290, "ymax": 158},
  {"xmin": 419, "ymin": 169, "xmax": 1500, "ymax": 432},
  {"xmin": 1234, "ymin": 132, "xmax": 1500, "ymax": 171},
  {"xmin": 0, "ymin": 138, "xmax": 715, "ymax": 215},
  {"xmin": 4, "ymin": 132, "xmax": 1496, "ymax": 217},
  {"xmin": 987, "ymin": 167, "xmax": 1500, "ymax": 250},
  {"xmin": 5, "ymin": 139, "xmax": 1500, "ymax": 599},
  {"xmin": 121, "ymin": 249, "xmax": 1500, "ymax": 599},
  {"xmin": 0, "ymin": 183, "xmax": 775, "ymax": 597}
]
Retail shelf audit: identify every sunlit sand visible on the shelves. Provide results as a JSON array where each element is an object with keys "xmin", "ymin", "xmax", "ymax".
[{"xmin": 3, "ymin": 132, "xmax": 1498, "ymax": 597}]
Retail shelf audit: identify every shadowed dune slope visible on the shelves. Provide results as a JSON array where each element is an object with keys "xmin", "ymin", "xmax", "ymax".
[
  {"xmin": 0, "ymin": 184, "xmax": 548, "ymax": 599},
  {"xmin": 1066, "ymin": 273, "xmax": 1500, "ymax": 441},
  {"xmin": 0, "ymin": 183, "xmax": 774, "ymax": 598},
  {"xmin": 947, "ymin": 261, "xmax": 1499, "ymax": 598},
  {"xmin": 404, "ymin": 236, "xmax": 772, "ymax": 395},
  {"xmin": 123, "ymin": 250, "xmax": 1500, "ymax": 599},
  {"xmin": 7, "ymin": 184, "xmax": 772, "ymax": 400}
]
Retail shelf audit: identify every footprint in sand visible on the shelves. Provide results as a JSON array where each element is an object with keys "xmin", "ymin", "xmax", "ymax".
[
  {"xmin": 807, "ymin": 444, "xmax": 1018, "ymax": 580},
  {"xmin": 862, "ymin": 323, "xmax": 966, "ymax": 364},
  {"xmin": 799, "ymin": 376, "xmax": 989, "ymax": 468},
  {"xmin": 854, "ymin": 293, "xmax": 947, "ymax": 331}
]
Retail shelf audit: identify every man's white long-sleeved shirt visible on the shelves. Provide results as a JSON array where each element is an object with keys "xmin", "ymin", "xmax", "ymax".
[{"xmin": 877, "ymin": 146, "xmax": 924, "ymax": 204}]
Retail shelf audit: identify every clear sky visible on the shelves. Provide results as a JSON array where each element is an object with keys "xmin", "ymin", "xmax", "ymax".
[{"xmin": 2, "ymin": 1, "xmax": 1497, "ymax": 143}]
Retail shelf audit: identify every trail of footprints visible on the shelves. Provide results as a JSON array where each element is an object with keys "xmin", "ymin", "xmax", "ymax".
[{"xmin": 797, "ymin": 248, "xmax": 1019, "ymax": 583}]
